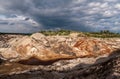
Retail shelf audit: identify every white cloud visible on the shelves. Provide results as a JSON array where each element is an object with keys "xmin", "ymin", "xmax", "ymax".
[
  {"xmin": 88, "ymin": 2, "xmax": 101, "ymax": 7},
  {"xmin": 104, "ymin": 0, "xmax": 118, "ymax": 2},
  {"xmin": 115, "ymin": 3, "xmax": 120, "ymax": 9},
  {"xmin": 72, "ymin": 0, "xmax": 86, "ymax": 4},
  {"xmin": 103, "ymin": 10, "xmax": 118, "ymax": 17},
  {"xmin": 0, "ymin": 14, "xmax": 39, "ymax": 26}
]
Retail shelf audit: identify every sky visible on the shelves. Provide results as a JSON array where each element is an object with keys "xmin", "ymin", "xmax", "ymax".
[{"xmin": 0, "ymin": 0, "xmax": 120, "ymax": 33}]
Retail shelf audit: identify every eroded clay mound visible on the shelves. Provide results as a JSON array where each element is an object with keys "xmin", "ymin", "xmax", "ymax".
[
  {"xmin": 0, "ymin": 33, "xmax": 114, "ymax": 64},
  {"xmin": 74, "ymin": 38, "xmax": 113, "ymax": 57},
  {"xmin": 0, "ymin": 36, "xmax": 75, "ymax": 63}
]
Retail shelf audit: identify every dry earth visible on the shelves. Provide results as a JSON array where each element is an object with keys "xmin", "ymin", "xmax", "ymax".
[{"xmin": 0, "ymin": 33, "xmax": 119, "ymax": 79}]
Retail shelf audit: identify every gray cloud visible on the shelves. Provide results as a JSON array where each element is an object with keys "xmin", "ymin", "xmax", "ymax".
[{"xmin": 0, "ymin": 0, "xmax": 120, "ymax": 33}]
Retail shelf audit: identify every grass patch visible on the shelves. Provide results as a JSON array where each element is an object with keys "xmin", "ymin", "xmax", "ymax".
[
  {"xmin": 40, "ymin": 29, "xmax": 120, "ymax": 38},
  {"xmin": 40, "ymin": 29, "xmax": 72, "ymax": 36}
]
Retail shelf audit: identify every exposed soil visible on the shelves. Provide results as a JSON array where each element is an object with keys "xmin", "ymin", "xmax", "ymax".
[
  {"xmin": 0, "ymin": 33, "xmax": 120, "ymax": 79},
  {"xmin": 0, "ymin": 50, "xmax": 119, "ymax": 79}
]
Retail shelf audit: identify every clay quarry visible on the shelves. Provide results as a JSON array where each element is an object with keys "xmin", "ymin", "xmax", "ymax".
[{"xmin": 0, "ymin": 33, "xmax": 120, "ymax": 79}]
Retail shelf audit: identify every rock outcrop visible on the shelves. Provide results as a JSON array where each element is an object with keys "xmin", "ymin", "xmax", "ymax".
[
  {"xmin": 0, "ymin": 50, "xmax": 120, "ymax": 79},
  {"xmin": 0, "ymin": 33, "xmax": 114, "ymax": 63},
  {"xmin": 0, "ymin": 33, "xmax": 120, "ymax": 79},
  {"xmin": 74, "ymin": 38, "xmax": 113, "ymax": 57}
]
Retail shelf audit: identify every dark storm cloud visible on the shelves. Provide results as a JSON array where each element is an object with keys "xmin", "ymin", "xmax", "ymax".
[
  {"xmin": 0, "ymin": 0, "xmax": 120, "ymax": 33},
  {"xmin": 12, "ymin": 0, "xmax": 93, "ymax": 31},
  {"xmin": 0, "ymin": 21, "xmax": 8, "ymax": 25}
]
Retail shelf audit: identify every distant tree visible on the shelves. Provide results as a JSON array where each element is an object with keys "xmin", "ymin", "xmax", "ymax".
[{"xmin": 100, "ymin": 30, "xmax": 111, "ymax": 34}]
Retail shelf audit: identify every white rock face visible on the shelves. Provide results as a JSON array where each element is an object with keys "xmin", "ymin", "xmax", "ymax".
[
  {"xmin": 31, "ymin": 33, "xmax": 45, "ymax": 40},
  {"xmin": 0, "ymin": 33, "xmax": 118, "ymax": 63},
  {"xmin": 0, "ymin": 33, "xmax": 120, "ymax": 79}
]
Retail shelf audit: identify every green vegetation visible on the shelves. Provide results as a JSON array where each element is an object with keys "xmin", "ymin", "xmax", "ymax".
[
  {"xmin": 40, "ymin": 29, "xmax": 120, "ymax": 38},
  {"xmin": 83, "ymin": 30, "xmax": 120, "ymax": 38},
  {"xmin": 40, "ymin": 29, "xmax": 72, "ymax": 36},
  {"xmin": 0, "ymin": 29, "xmax": 120, "ymax": 38}
]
